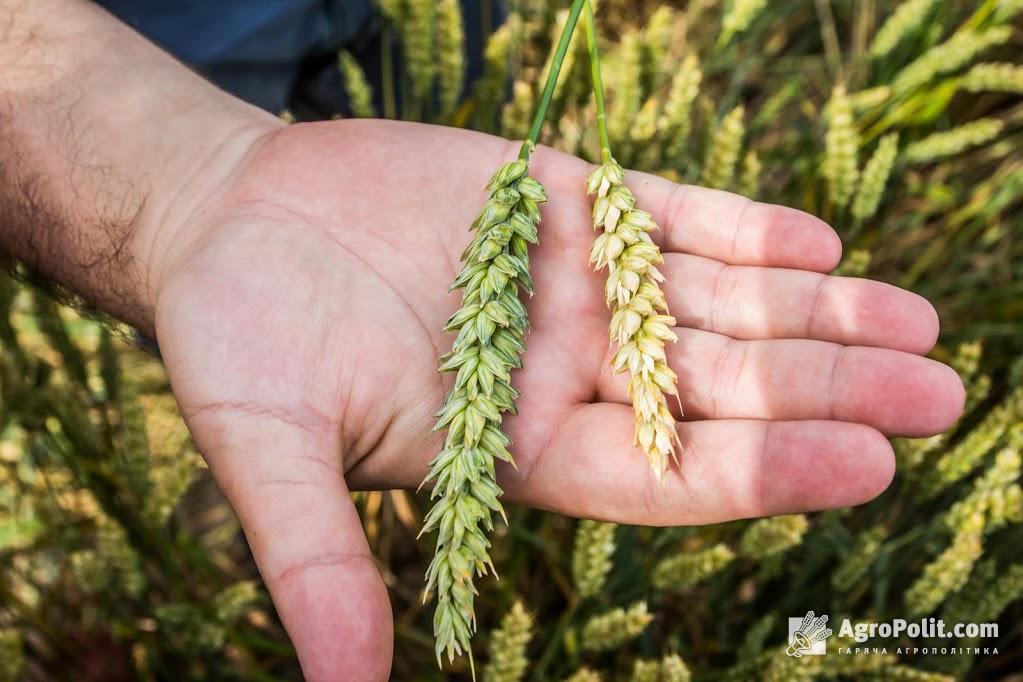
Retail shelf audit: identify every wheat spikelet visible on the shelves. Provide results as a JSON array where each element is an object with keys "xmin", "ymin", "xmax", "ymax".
[
  {"xmin": 630, "ymin": 97, "xmax": 660, "ymax": 144},
  {"xmin": 848, "ymin": 86, "xmax": 893, "ymax": 110},
  {"xmin": 823, "ymin": 85, "xmax": 859, "ymax": 208},
  {"xmin": 920, "ymin": 388, "xmax": 1021, "ymax": 497},
  {"xmin": 661, "ymin": 654, "xmax": 691, "ymax": 682},
  {"xmin": 338, "ymin": 51, "xmax": 376, "ymax": 118},
  {"xmin": 69, "ymin": 549, "xmax": 107, "ymax": 593},
  {"xmin": 904, "ymin": 119, "xmax": 1005, "ymax": 164},
  {"xmin": 718, "ymin": 0, "xmax": 768, "ymax": 47},
  {"xmin": 652, "ymin": 543, "xmax": 734, "ymax": 591},
  {"xmin": 752, "ymin": 79, "xmax": 800, "ymax": 130},
  {"xmin": 892, "ymin": 26, "xmax": 1013, "ymax": 93},
  {"xmin": 114, "ymin": 385, "xmax": 152, "ymax": 500},
  {"xmin": 950, "ymin": 340, "xmax": 983, "ymax": 380},
  {"xmin": 580, "ymin": 601, "xmax": 653, "ymax": 651},
  {"xmin": 739, "ymin": 514, "xmax": 808, "ymax": 558},
  {"xmin": 955, "ymin": 342, "xmax": 993, "ymax": 417},
  {"xmin": 422, "ymin": 160, "xmax": 547, "ymax": 665},
  {"xmin": 564, "ymin": 668, "xmax": 603, "ymax": 682},
  {"xmin": 404, "ymin": 0, "xmax": 437, "ymax": 103},
  {"xmin": 69, "ymin": 504, "xmax": 145, "ymax": 597},
  {"xmin": 630, "ymin": 97, "xmax": 663, "ymax": 168},
  {"xmin": 502, "ymin": 80, "xmax": 535, "ymax": 139},
  {"xmin": 660, "ymin": 54, "xmax": 702, "ymax": 165},
  {"xmin": 701, "ymin": 105, "xmax": 745, "ymax": 190},
  {"xmin": 588, "ymin": 159, "xmax": 680, "ymax": 480},
  {"xmin": 738, "ymin": 150, "xmax": 761, "ymax": 198},
  {"xmin": 213, "ymin": 580, "xmax": 260, "ymax": 622},
  {"xmin": 630, "ymin": 660, "xmax": 660, "ymax": 682},
  {"xmin": 941, "ymin": 559, "xmax": 997, "ymax": 625},
  {"xmin": 436, "ymin": 0, "xmax": 466, "ymax": 118},
  {"xmin": 995, "ymin": 481, "xmax": 1023, "ymax": 525},
  {"xmin": 834, "ymin": 248, "xmax": 872, "ymax": 277},
  {"xmin": 642, "ymin": 5, "xmax": 678, "ymax": 83},
  {"xmin": 945, "ymin": 447, "xmax": 1022, "ymax": 534},
  {"xmin": 895, "ymin": 435, "xmax": 945, "ymax": 472},
  {"xmin": 962, "ymin": 62, "xmax": 1023, "ymax": 94},
  {"xmin": 762, "ymin": 645, "xmax": 822, "ymax": 682},
  {"xmin": 607, "ymin": 32, "xmax": 644, "ymax": 146},
  {"xmin": 375, "ymin": 0, "xmax": 405, "ymax": 23},
  {"xmin": 996, "ymin": 0, "xmax": 1023, "ymax": 21},
  {"xmin": 832, "ymin": 525, "xmax": 886, "ymax": 591},
  {"xmin": 736, "ymin": 615, "xmax": 775, "ymax": 662},
  {"xmin": 946, "ymin": 561, "xmax": 1023, "ymax": 624},
  {"xmin": 154, "ymin": 600, "xmax": 231, "ymax": 654},
  {"xmin": 905, "ymin": 518, "xmax": 984, "ymax": 618},
  {"xmin": 477, "ymin": 14, "xmax": 524, "ymax": 127},
  {"xmin": 853, "ymin": 133, "xmax": 899, "ymax": 220},
  {"xmin": 967, "ymin": 374, "xmax": 994, "ymax": 416},
  {"xmin": 571, "ymin": 519, "xmax": 617, "ymax": 599},
  {"xmin": 484, "ymin": 601, "xmax": 533, "ymax": 682},
  {"xmin": 868, "ymin": 0, "xmax": 939, "ymax": 58},
  {"xmin": 145, "ymin": 446, "xmax": 202, "ymax": 526}
]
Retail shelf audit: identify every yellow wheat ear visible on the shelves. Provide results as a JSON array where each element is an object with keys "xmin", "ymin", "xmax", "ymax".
[{"xmin": 588, "ymin": 158, "xmax": 681, "ymax": 481}]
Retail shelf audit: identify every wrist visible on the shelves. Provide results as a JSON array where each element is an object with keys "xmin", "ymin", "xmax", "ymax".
[
  {"xmin": 0, "ymin": 0, "xmax": 283, "ymax": 334},
  {"xmin": 134, "ymin": 118, "xmax": 283, "ymax": 333}
]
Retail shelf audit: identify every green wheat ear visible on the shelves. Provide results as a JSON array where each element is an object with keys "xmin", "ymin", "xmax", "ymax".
[
  {"xmin": 903, "ymin": 119, "xmax": 1005, "ymax": 164},
  {"xmin": 852, "ymin": 134, "xmax": 899, "ymax": 221},
  {"xmin": 652, "ymin": 543, "xmax": 734, "ymax": 591},
  {"xmin": 422, "ymin": 1, "xmax": 587, "ymax": 668},
  {"xmin": 421, "ymin": 158, "xmax": 546, "ymax": 666},
  {"xmin": 436, "ymin": 0, "xmax": 466, "ymax": 118},
  {"xmin": 563, "ymin": 668, "xmax": 603, "ymax": 682},
  {"xmin": 701, "ymin": 105, "xmax": 746, "ymax": 190},
  {"xmin": 962, "ymin": 62, "xmax": 1023, "ymax": 95},
  {"xmin": 483, "ymin": 601, "xmax": 534, "ymax": 682},
  {"xmin": 738, "ymin": 514, "xmax": 809, "ymax": 559},
  {"xmin": 337, "ymin": 51, "xmax": 375, "ymax": 118},
  {"xmin": 580, "ymin": 601, "xmax": 653, "ymax": 651},
  {"xmin": 868, "ymin": 0, "xmax": 940, "ymax": 59},
  {"xmin": 717, "ymin": 0, "xmax": 768, "ymax": 48},
  {"xmin": 583, "ymin": 6, "xmax": 681, "ymax": 482},
  {"xmin": 823, "ymin": 85, "xmax": 859, "ymax": 209},
  {"xmin": 571, "ymin": 519, "xmax": 617, "ymax": 599},
  {"xmin": 660, "ymin": 53, "xmax": 702, "ymax": 166}
]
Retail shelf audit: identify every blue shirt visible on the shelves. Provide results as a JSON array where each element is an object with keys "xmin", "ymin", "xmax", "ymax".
[{"xmin": 97, "ymin": 0, "xmax": 375, "ymax": 113}]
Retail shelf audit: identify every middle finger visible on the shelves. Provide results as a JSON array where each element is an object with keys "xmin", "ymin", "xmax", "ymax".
[
  {"xmin": 595, "ymin": 328, "xmax": 964, "ymax": 436},
  {"xmin": 660, "ymin": 252, "xmax": 939, "ymax": 354}
]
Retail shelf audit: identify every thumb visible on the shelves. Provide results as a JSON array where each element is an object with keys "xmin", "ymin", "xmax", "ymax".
[{"xmin": 190, "ymin": 410, "xmax": 393, "ymax": 681}]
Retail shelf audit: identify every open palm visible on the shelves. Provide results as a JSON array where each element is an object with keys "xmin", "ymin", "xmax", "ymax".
[{"xmin": 152, "ymin": 120, "xmax": 963, "ymax": 680}]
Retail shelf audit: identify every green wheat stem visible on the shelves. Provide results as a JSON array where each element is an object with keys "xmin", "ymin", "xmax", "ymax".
[
  {"xmin": 519, "ymin": 0, "xmax": 587, "ymax": 161},
  {"xmin": 583, "ymin": 0, "xmax": 612, "ymax": 163}
]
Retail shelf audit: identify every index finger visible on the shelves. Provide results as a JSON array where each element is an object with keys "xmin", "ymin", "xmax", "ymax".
[{"xmin": 625, "ymin": 169, "xmax": 844, "ymax": 272}]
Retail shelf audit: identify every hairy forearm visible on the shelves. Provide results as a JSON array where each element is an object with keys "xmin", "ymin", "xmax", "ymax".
[{"xmin": 0, "ymin": 0, "xmax": 281, "ymax": 332}]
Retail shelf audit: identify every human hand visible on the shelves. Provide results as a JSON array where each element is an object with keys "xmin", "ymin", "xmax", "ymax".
[{"xmin": 149, "ymin": 119, "xmax": 964, "ymax": 680}]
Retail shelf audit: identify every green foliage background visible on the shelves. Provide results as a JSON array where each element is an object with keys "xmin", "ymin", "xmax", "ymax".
[{"xmin": 2, "ymin": 0, "xmax": 1023, "ymax": 679}]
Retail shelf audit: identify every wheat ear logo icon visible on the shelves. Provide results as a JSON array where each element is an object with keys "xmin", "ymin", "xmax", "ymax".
[{"xmin": 786, "ymin": 611, "xmax": 832, "ymax": 657}]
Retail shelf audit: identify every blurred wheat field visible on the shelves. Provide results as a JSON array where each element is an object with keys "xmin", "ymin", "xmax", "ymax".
[{"xmin": 3, "ymin": 0, "xmax": 1023, "ymax": 680}]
